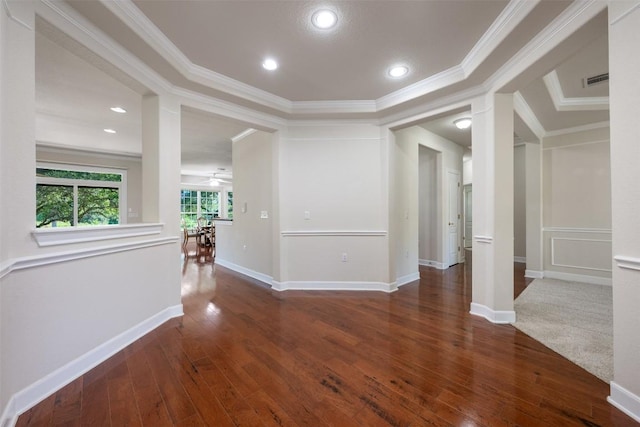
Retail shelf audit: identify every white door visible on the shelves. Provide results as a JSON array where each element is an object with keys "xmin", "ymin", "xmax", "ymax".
[
  {"xmin": 447, "ymin": 171, "xmax": 460, "ymax": 266},
  {"xmin": 464, "ymin": 185, "xmax": 472, "ymax": 249}
]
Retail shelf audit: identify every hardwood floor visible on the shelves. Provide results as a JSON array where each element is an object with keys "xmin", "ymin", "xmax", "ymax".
[{"xmin": 17, "ymin": 253, "xmax": 636, "ymax": 426}]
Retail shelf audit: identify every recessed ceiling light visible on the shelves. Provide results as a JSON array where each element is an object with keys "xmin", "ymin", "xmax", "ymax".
[
  {"xmin": 103, "ymin": 128, "xmax": 116, "ymax": 134},
  {"xmin": 110, "ymin": 106, "xmax": 126, "ymax": 113},
  {"xmin": 454, "ymin": 118, "xmax": 472, "ymax": 130},
  {"xmin": 388, "ymin": 65, "xmax": 409, "ymax": 78},
  {"xmin": 312, "ymin": 9, "xmax": 338, "ymax": 29},
  {"xmin": 262, "ymin": 58, "xmax": 278, "ymax": 71}
]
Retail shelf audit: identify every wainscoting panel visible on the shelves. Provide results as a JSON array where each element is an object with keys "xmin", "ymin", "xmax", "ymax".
[{"xmin": 543, "ymin": 228, "xmax": 612, "ymax": 280}]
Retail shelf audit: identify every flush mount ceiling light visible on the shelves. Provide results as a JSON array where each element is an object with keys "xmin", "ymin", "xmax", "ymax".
[
  {"xmin": 312, "ymin": 9, "xmax": 338, "ymax": 29},
  {"xmin": 454, "ymin": 118, "xmax": 472, "ymax": 130},
  {"xmin": 262, "ymin": 58, "xmax": 278, "ymax": 71},
  {"xmin": 388, "ymin": 65, "xmax": 409, "ymax": 78},
  {"xmin": 103, "ymin": 128, "xmax": 116, "ymax": 134},
  {"xmin": 110, "ymin": 106, "xmax": 126, "ymax": 113}
]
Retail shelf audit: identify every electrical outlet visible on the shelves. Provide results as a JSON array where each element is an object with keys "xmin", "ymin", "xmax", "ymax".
[
  {"xmin": 341, "ymin": 253, "xmax": 348, "ymax": 262},
  {"xmin": 304, "ymin": 210, "xmax": 311, "ymax": 220}
]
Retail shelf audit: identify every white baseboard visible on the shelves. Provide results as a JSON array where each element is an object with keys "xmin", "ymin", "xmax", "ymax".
[
  {"xmin": 514, "ymin": 256, "xmax": 526, "ymax": 263},
  {"xmin": 525, "ymin": 270, "xmax": 544, "ymax": 279},
  {"xmin": 419, "ymin": 259, "xmax": 446, "ymax": 269},
  {"xmin": 214, "ymin": 258, "xmax": 273, "ymax": 287},
  {"xmin": 1, "ymin": 304, "xmax": 183, "ymax": 427},
  {"xmin": 272, "ymin": 280, "xmax": 397, "ymax": 293},
  {"xmin": 608, "ymin": 381, "xmax": 640, "ymax": 423},
  {"xmin": 544, "ymin": 270, "xmax": 612, "ymax": 286},
  {"xmin": 396, "ymin": 272, "xmax": 420, "ymax": 287},
  {"xmin": 469, "ymin": 302, "xmax": 516, "ymax": 324}
]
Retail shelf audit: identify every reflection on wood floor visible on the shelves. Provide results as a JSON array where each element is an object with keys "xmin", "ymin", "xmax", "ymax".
[{"xmin": 16, "ymin": 253, "xmax": 635, "ymax": 426}]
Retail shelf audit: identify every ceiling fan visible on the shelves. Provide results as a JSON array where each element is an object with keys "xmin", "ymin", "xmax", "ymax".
[{"xmin": 198, "ymin": 173, "xmax": 233, "ymax": 186}]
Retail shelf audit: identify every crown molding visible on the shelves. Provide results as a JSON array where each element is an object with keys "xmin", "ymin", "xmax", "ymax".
[
  {"xmin": 3, "ymin": 0, "xmax": 34, "ymax": 30},
  {"xmin": 610, "ymin": 2, "xmax": 640, "ymax": 26},
  {"xmin": 99, "ymin": 0, "xmax": 294, "ymax": 113},
  {"xmin": 485, "ymin": 0, "xmax": 607, "ymax": 93},
  {"xmin": 513, "ymin": 91, "xmax": 546, "ymax": 139},
  {"xmin": 231, "ymin": 128, "xmax": 257, "ymax": 143},
  {"xmin": 97, "ymin": 0, "xmax": 539, "ymax": 116},
  {"xmin": 381, "ymin": 84, "xmax": 484, "ymax": 129},
  {"xmin": 376, "ymin": 65, "xmax": 466, "ymax": 111},
  {"xmin": 36, "ymin": 141, "xmax": 142, "ymax": 159},
  {"xmin": 174, "ymin": 87, "xmax": 287, "ymax": 131},
  {"xmin": 39, "ymin": 0, "xmax": 606, "ymax": 125},
  {"xmin": 543, "ymin": 70, "xmax": 609, "ymax": 111},
  {"xmin": 461, "ymin": 0, "xmax": 540, "ymax": 74},
  {"xmin": 291, "ymin": 100, "xmax": 377, "ymax": 114},
  {"xmin": 37, "ymin": 0, "xmax": 172, "ymax": 95},
  {"xmin": 544, "ymin": 120, "xmax": 609, "ymax": 138}
]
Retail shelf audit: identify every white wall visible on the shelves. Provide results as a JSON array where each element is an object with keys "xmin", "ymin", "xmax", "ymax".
[
  {"xmin": 391, "ymin": 129, "xmax": 419, "ymax": 282},
  {"xmin": 0, "ymin": 7, "xmax": 182, "ymax": 421},
  {"xmin": 394, "ymin": 126, "xmax": 464, "ymax": 269},
  {"xmin": 514, "ymin": 144, "xmax": 527, "ymax": 259},
  {"xmin": 418, "ymin": 146, "xmax": 439, "ymax": 264},
  {"xmin": 542, "ymin": 126, "xmax": 611, "ymax": 283},
  {"xmin": 608, "ymin": 3, "xmax": 640, "ymax": 417},
  {"xmin": 275, "ymin": 123, "xmax": 390, "ymax": 289},
  {"xmin": 216, "ymin": 130, "xmax": 273, "ymax": 279},
  {"xmin": 525, "ymin": 142, "xmax": 542, "ymax": 275}
]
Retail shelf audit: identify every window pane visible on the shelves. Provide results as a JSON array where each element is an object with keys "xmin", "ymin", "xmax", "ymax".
[
  {"xmin": 181, "ymin": 190, "xmax": 198, "ymax": 214},
  {"xmin": 200, "ymin": 191, "xmax": 219, "ymax": 219},
  {"xmin": 227, "ymin": 191, "xmax": 233, "ymax": 219},
  {"xmin": 37, "ymin": 168, "xmax": 122, "ymax": 182},
  {"xmin": 36, "ymin": 184, "xmax": 74, "ymax": 228},
  {"xmin": 77, "ymin": 187, "xmax": 120, "ymax": 226}
]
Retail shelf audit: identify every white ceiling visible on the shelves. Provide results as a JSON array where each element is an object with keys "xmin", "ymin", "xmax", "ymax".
[{"xmin": 34, "ymin": 0, "xmax": 610, "ymax": 174}]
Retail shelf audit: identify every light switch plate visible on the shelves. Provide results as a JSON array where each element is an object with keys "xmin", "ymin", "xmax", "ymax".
[{"xmin": 260, "ymin": 210, "xmax": 268, "ymax": 219}]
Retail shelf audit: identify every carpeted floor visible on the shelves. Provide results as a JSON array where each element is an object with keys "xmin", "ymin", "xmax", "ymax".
[{"xmin": 512, "ymin": 278, "xmax": 613, "ymax": 383}]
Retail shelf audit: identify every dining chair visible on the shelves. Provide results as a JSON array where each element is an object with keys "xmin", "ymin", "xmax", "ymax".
[
  {"xmin": 195, "ymin": 225, "xmax": 214, "ymax": 263},
  {"xmin": 181, "ymin": 220, "xmax": 198, "ymax": 256}
]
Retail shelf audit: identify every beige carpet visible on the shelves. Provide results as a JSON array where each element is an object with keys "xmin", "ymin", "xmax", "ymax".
[{"xmin": 512, "ymin": 278, "xmax": 613, "ymax": 383}]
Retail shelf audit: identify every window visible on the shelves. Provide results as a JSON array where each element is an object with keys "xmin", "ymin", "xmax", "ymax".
[
  {"xmin": 181, "ymin": 190, "xmax": 219, "ymax": 228},
  {"xmin": 227, "ymin": 191, "xmax": 233, "ymax": 219},
  {"xmin": 36, "ymin": 164, "xmax": 125, "ymax": 228}
]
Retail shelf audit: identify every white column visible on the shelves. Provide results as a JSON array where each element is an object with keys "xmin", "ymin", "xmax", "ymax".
[
  {"xmin": 525, "ymin": 142, "xmax": 543, "ymax": 277},
  {"xmin": 0, "ymin": 1, "xmax": 36, "ymax": 261},
  {"xmin": 141, "ymin": 94, "xmax": 181, "ymax": 237},
  {"xmin": 607, "ymin": 1, "xmax": 640, "ymax": 422},
  {"xmin": 470, "ymin": 93, "xmax": 515, "ymax": 323}
]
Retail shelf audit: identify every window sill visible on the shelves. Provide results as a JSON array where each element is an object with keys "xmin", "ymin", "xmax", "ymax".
[{"xmin": 32, "ymin": 223, "xmax": 164, "ymax": 247}]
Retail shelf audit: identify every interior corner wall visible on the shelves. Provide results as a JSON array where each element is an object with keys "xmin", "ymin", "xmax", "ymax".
[
  {"xmin": 216, "ymin": 130, "xmax": 273, "ymax": 278},
  {"xmin": 542, "ymin": 127, "xmax": 612, "ymax": 282},
  {"xmin": 514, "ymin": 145, "xmax": 526, "ymax": 260}
]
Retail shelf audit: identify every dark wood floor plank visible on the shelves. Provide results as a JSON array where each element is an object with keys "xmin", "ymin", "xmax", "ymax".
[
  {"xmin": 143, "ymin": 341, "xmax": 198, "ymax": 424},
  {"xmin": 106, "ymin": 360, "xmax": 142, "ymax": 427},
  {"xmin": 79, "ymin": 377, "xmax": 110, "ymax": 427},
  {"xmin": 126, "ymin": 344, "xmax": 174, "ymax": 427},
  {"xmin": 16, "ymin": 255, "xmax": 637, "ymax": 427},
  {"xmin": 50, "ymin": 377, "xmax": 83, "ymax": 426}
]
